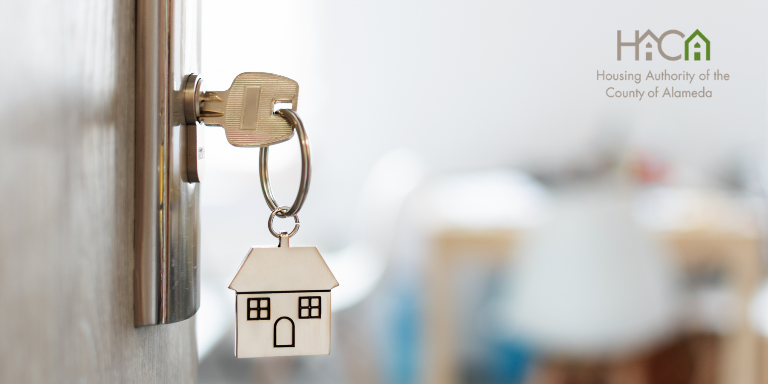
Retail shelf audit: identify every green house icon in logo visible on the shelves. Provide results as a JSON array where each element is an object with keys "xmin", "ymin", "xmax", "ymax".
[{"xmin": 685, "ymin": 30, "xmax": 710, "ymax": 61}]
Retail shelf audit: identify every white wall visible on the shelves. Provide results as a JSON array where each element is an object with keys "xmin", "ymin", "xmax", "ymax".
[{"xmin": 200, "ymin": 0, "xmax": 767, "ymax": 253}]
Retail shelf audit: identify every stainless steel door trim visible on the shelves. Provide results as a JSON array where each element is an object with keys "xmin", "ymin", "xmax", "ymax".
[
  {"xmin": 135, "ymin": 0, "xmax": 200, "ymax": 327},
  {"xmin": 134, "ymin": 0, "xmax": 166, "ymax": 326}
]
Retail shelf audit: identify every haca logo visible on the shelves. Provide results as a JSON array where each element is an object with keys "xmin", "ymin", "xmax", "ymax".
[{"xmin": 617, "ymin": 29, "xmax": 709, "ymax": 61}]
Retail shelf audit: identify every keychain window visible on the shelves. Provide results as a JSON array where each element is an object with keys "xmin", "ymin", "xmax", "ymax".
[
  {"xmin": 247, "ymin": 298, "xmax": 270, "ymax": 320},
  {"xmin": 298, "ymin": 296, "xmax": 321, "ymax": 319}
]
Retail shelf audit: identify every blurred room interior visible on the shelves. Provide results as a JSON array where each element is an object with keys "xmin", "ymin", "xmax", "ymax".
[
  {"xmin": 194, "ymin": 1, "xmax": 768, "ymax": 384},
  {"xmin": 2, "ymin": 0, "xmax": 766, "ymax": 383}
]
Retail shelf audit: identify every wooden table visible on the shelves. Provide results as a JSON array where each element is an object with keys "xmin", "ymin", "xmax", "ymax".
[{"xmin": 424, "ymin": 227, "xmax": 763, "ymax": 384}]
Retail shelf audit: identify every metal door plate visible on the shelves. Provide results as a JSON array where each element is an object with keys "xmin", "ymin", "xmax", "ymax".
[{"xmin": 134, "ymin": 0, "xmax": 201, "ymax": 326}]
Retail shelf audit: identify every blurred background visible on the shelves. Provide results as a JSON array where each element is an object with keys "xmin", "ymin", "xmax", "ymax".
[{"xmin": 196, "ymin": 1, "xmax": 768, "ymax": 383}]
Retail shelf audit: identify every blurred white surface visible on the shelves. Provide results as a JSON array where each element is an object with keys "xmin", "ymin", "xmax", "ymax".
[
  {"xmin": 326, "ymin": 149, "xmax": 426, "ymax": 311},
  {"xmin": 634, "ymin": 186, "xmax": 756, "ymax": 234},
  {"xmin": 750, "ymin": 280, "xmax": 768, "ymax": 337},
  {"xmin": 197, "ymin": 280, "xmax": 231, "ymax": 359},
  {"xmin": 202, "ymin": 0, "xmax": 768, "ymax": 249},
  {"xmin": 501, "ymin": 184, "xmax": 682, "ymax": 357},
  {"xmin": 421, "ymin": 169, "xmax": 551, "ymax": 231}
]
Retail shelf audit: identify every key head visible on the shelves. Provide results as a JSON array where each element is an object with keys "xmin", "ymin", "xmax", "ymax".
[{"xmin": 201, "ymin": 72, "xmax": 299, "ymax": 147}]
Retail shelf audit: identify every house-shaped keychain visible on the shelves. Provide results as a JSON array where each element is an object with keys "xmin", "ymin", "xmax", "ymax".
[{"xmin": 229, "ymin": 237, "xmax": 339, "ymax": 358}]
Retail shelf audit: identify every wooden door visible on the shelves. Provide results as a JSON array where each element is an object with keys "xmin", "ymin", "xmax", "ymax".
[{"xmin": 0, "ymin": 0, "xmax": 198, "ymax": 382}]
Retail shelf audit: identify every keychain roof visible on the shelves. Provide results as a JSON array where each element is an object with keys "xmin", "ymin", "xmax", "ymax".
[{"xmin": 228, "ymin": 245, "xmax": 338, "ymax": 293}]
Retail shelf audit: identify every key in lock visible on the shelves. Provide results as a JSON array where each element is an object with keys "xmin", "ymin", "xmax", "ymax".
[{"xmin": 184, "ymin": 73, "xmax": 299, "ymax": 147}]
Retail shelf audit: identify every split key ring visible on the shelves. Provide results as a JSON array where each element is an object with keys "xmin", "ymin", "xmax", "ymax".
[{"xmin": 259, "ymin": 109, "xmax": 311, "ymax": 218}]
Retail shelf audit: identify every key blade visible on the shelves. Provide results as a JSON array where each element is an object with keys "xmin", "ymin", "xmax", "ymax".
[
  {"xmin": 201, "ymin": 73, "xmax": 299, "ymax": 147},
  {"xmin": 199, "ymin": 91, "xmax": 227, "ymax": 119}
]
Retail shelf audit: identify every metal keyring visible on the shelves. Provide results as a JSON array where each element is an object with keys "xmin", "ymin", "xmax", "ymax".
[
  {"xmin": 268, "ymin": 206, "xmax": 300, "ymax": 238},
  {"xmin": 259, "ymin": 109, "xmax": 311, "ymax": 218}
]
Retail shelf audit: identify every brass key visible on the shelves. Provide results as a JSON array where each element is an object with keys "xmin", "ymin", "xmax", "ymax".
[{"xmin": 185, "ymin": 72, "xmax": 299, "ymax": 147}]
